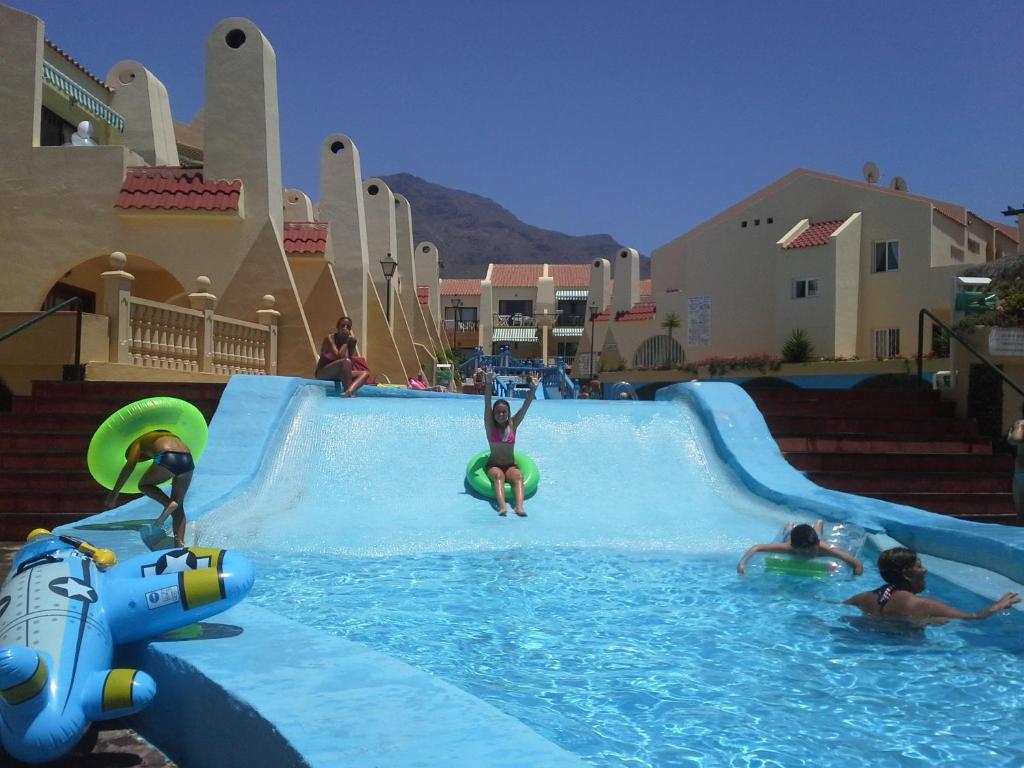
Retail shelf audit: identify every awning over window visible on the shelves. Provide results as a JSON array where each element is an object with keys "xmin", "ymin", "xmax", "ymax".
[
  {"xmin": 551, "ymin": 327, "xmax": 584, "ymax": 337},
  {"xmin": 555, "ymin": 289, "xmax": 588, "ymax": 300},
  {"xmin": 42, "ymin": 63, "xmax": 125, "ymax": 133},
  {"xmin": 492, "ymin": 327, "xmax": 538, "ymax": 342}
]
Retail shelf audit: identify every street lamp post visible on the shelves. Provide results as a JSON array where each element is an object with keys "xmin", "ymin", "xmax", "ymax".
[
  {"xmin": 450, "ymin": 297, "xmax": 463, "ymax": 349},
  {"xmin": 588, "ymin": 302, "xmax": 599, "ymax": 378},
  {"xmin": 380, "ymin": 252, "xmax": 397, "ymax": 325}
]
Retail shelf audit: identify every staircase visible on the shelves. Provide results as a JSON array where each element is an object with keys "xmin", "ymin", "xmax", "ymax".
[
  {"xmin": 747, "ymin": 387, "xmax": 1018, "ymax": 526},
  {"xmin": 0, "ymin": 380, "xmax": 225, "ymax": 539}
]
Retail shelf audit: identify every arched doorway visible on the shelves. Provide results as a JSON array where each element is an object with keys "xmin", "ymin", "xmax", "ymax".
[{"xmin": 41, "ymin": 254, "xmax": 187, "ymax": 311}]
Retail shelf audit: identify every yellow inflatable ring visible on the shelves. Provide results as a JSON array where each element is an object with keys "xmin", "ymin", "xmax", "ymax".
[{"xmin": 87, "ymin": 397, "xmax": 209, "ymax": 493}]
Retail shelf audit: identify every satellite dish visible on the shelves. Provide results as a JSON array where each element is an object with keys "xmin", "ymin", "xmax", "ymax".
[
  {"xmin": 862, "ymin": 162, "xmax": 880, "ymax": 184},
  {"xmin": 890, "ymin": 176, "xmax": 908, "ymax": 192}
]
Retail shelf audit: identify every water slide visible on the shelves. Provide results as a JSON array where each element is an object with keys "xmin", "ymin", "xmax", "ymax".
[{"xmin": 61, "ymin": 377, "xmax": 1024, "ymax": 767}]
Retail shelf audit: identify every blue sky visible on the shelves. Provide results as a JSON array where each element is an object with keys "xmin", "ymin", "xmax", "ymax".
[{"xmin": 15, "ymin": 0, "xmax": 1022, "ymax": 255}]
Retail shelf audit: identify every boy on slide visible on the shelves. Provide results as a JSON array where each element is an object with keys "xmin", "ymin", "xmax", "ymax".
[
  {"xmin": 736, "ymin": 520, "xmax": 864, "ymax": 576},
  {"xmin": 105, "ymin": 430, "xmax": 193, "ymax": 547}
]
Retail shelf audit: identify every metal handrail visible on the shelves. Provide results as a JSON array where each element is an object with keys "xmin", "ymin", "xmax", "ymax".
[
  {"xmin": 0, "ymin": 297, "xmax": 84, "ymax": 381},
  {"xmin": 917, "ymin": 307, "xmax": 1024, "ymax": 399}
]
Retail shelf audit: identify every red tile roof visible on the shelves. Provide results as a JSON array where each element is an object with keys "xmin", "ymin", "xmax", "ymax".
[
  {"xmin": 988, "ymin": 220, "xmax": 1019, "ymax": 242},
  {"xmin": 440, "ymin": 279, "xmax": 481, "ymax": 296},
  {"xmin": 639, "ymin": 279, "xmax": 652, "ymax": 297},
  {"xmin": 548, "ymin": 264, "xmax": 591, "ymax": 288},
  {"xmin": 115, "ymin": 167, "xmax": 242, "ymax": 212},
  {"xmin": 490, "ymin": 264, "xmax": 544, "ymax": 288},
  {"xmin": 283, "ymin": 222, "xmax": 328, "ymax": 254},
  {"xmin": 45, "ymin": 39, "xmax": 112, "ymax": 93},
  {"xmin": 416, "ymin": 285, "xmax": 430, "ymax": 305},
  {"xmin": 596, "ymin": 301, "xmax": 657, "ymax": 322},
  {"xmin": 784, "ymin": 220, "xmax": 845, "ymax": 249}
]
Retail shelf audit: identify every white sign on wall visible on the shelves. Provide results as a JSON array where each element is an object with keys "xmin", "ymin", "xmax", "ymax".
[
  {"xmin": 988, "ymin": 327, "xmax": 1024, "ymax": 357},
  {"xmin": 687, "ymin": 296, "xmax": 711, "ymax": 347}
]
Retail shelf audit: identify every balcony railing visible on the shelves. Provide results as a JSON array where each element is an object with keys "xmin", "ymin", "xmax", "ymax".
[
  {"xmin": 493, "ymin": 313, "xmax": 536, "ymax": 328},
  {"xmin": 102, "ymin": 253, "xmax": 278, "ymax": 375},
  {"xmin": 555, "ymin": 314, "xmax": 585, "ymax": 327},
  {"xmin": 443, "ymin": 319, "xmax": 479, "ymax": 332}
]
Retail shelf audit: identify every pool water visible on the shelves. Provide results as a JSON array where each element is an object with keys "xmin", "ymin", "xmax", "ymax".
[
  {"xmin": 197, "ymin": 387, "xmax": 1024, "ymax": 766},
  {"xmin": 249, "ymin": 547, "xmax": 1024, "ymax": 767}
]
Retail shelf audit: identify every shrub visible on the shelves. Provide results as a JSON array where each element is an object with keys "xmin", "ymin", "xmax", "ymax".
[{"xmin": 781, "ymin": 329, "xmax": 814, "ymax": 363}]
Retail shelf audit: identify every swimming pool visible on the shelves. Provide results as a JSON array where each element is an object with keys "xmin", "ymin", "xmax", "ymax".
[
  {"xmin": 249, "ymin": 547, "xmax": 1023, "ymax": 767},
  {"xmin": 192, "ymin": 384, "xmax": 1024, "ymax": 767}
]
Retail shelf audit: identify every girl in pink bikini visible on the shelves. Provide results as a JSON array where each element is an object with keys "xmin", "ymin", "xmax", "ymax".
[
  {"xmin": 316, "ymin": 316, "xmax": 369, "ymax": 397},
  {"xmin": 483, "ymin": 369, "xmax": 538, "ymax": 516}
]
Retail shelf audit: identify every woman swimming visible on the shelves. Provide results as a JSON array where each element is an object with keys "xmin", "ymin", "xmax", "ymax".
[
  {"xmin": 483, "ymin": 369, "xmax": 538, "ymax": 516},
  {"xmin": 844, "ymin": 547, "xmax": 1019, "ymax": 624}
]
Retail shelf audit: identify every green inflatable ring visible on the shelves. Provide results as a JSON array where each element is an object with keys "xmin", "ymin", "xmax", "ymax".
[
  {"xmin": 465, "ymin": 450, "xmax": 540, "ymax": 500},
  {"xmin": 87, "ymin": 397, "xmax": 209, "ymax": 493}
]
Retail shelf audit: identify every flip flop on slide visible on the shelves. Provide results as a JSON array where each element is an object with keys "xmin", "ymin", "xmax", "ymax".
[{"xmin": 141, "ymin": 523, "xmax": 175, "ymax": 550}]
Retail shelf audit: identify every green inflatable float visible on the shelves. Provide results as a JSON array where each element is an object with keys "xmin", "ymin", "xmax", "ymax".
[
  {"xmin": 87, "ymin": 397, "xmax": 209, "ymax": 494},
  {"xmin": 465, "ymin": 450, "xmax": 540, "ymax": 500}
]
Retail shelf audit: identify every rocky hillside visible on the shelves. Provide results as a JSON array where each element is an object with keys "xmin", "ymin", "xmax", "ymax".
[{"xmin": 379, "ymin": 173, "xmax": 648, "ymax": 278}]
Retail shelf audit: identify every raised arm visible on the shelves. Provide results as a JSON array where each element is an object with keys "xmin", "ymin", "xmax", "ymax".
[
  {"xmin": 512, "ymin": 375, "xmax": 539, "ymax": 427},
  {"xmin": 105, "ymin": 440, "xmax": 143, "ymax": 508},
  {"xmin": 908, "ymin": 591, "xmax": 1020, "ymax": 621},
  {"xmin": 736, "ymin": 542, "xmax": 791, "ymax": 574},
  {"xmin": 321, "ymin": 333, "xmax": 345, "ymax": 360},
  {"xmin": 821, "ymin": 543, "xmax": 864, "ymax": 576},
  {"xmin": 483, "ymin": 369, "xmax": 495, "ymax": 431}
]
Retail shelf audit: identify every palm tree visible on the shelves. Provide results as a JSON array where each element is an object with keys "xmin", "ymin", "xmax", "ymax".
[{"xmin": 660, "ymin": 312, "xmax": 682, "ymax": 367}]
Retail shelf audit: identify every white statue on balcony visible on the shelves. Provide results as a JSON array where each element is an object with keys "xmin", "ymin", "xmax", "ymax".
[{"xmin": 65, "ymin": 120, "xmax": 97, "ymax": 146}]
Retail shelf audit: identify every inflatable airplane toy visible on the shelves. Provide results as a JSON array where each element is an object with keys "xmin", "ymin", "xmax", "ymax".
[{"xmin": 0, "ymin": 529, "xmax": 254, "ymax": 763}]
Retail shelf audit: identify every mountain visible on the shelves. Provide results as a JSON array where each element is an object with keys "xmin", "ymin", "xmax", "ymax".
[{"xmin": 378, "ymin": 173, "xmax": 649, "ymax": 278}]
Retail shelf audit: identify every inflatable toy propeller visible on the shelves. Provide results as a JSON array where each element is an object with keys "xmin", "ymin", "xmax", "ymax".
[{"xmin": 0, "ymin": 529, "xmax": 254, "ymax": 764}]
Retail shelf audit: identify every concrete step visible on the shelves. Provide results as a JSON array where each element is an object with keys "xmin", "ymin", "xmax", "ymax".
[
  {"xmin": 11, "ymin": 397, "xmax": 220, "ymax": 416},
  {"xmin": 0, "ymin": 449, "xmax": 85, "ymax": 470},
  {"xmin": 869, "ymin": 492, "xmax": 1015, "ymax": 517},
  {"xmin": 765, "ymin": 415, "xmax": 978, "ymax": 437},
  {"xmin": 952, "ymin": 512, "xmax": 1021, "ymax": 526},
  {"xmin": 747, "ymin": 388, "xmax": 940, "ymax": 402},
  {"xmin": 32, "ymin": 380, "xmax": 226, "ymax": 400},
  {"xmin": 809, "ymin": 470, "xmax": 1010, "ymax": 494},
  {"xmin": 0, "ymin": 470, "xmax": 98, "ymax": 492},
  {"xmin": 0, "ymin": 413, "xmax": 108, "ymax": 432},
  {"xmin": 0, "ymin": 512, "xmax": 101, "ymax": 541},
  {"xmin": 753, "ymin": 400, "xmax": 955, "ymax": 419},
  {"xmin": 0, "ymin": 489, "xmax": 114, "ymax": 515},
  {"xmin": 5, "ymin": 432, "xmax": 93, "ymax": 451},
  {"xmin": 786, "ymin": 452, "xmax": 1014, "ymax": 473},
  {"xmin": 775, "ymin": 435, "xmax": 992, "ymax": 454}
]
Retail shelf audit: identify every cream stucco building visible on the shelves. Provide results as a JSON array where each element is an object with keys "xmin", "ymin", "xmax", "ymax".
[
  {"xmin": 600, "ymin": 168, "xmax": 1019, "ymax": 370},
  {"xmin": 439, "ymin": 262, "xmax": 651, "ymax": 371},
  {"xmin": 0, "ymin": 5, "xmax": 447, "ymax": 393}
]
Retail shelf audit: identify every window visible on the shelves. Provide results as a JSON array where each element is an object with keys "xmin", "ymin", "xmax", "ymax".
[
  {"xmin": 792, "ymin": 278, "xmax": 819, "ymax": 299},
  {"xmin": 754, "ymin": 219, "xmax": 760, "ymax": 226},
  {"xmin": 40, "ymin": 106, "xmax": 76, "ymax": 147},
  {"xmin": 767, "ymin": 217, "xmax": 774, "ymax": 224},
  {"xmin": 741, "ymin": 221, "xmax": 747, "ymax": 228},
  {"xmin": 873, "ymin": 241, "xmax": 900, "ymax": 272},
  {"xmin": 873, "ymin": 328, "xmax": 900, "ymax": 359},
  {"xmin": 950, "ymin": 245, "xmax": 964, "ymax": 262},
  {"xmin": 498, "ymin": 299, "xmax": 532, "ymax": 317},
  {"xmin": 968, "ymin": 239, "xmax": 981, "ymax": 255}
]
